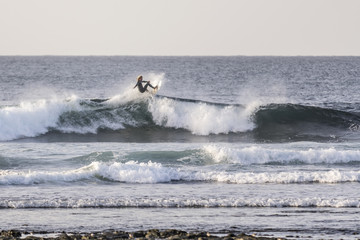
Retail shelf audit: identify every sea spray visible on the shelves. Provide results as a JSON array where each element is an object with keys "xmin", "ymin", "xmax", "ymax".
[
  {"xmin": 1, "ymin": 93, "xmax": 359, "ymax": 142},
  {"xmin": 107, "ymin": 72, "xmax": 165, "ymax": 105},
  {"xmin": 148, "ymin": 97, "xmax": 255, "ymax": 135},
  {"xmin": 0, "ymin": 96, "xmax": 80, "ymax": 141}
]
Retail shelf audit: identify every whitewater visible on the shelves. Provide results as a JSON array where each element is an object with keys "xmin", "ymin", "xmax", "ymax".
[
  {"xmin": 1, "ymin": 56, "xmax": 360, "ymax": 240},
  {"xmin": 0, "ymin": 93, "xmax": 255, "ymax": 141}
]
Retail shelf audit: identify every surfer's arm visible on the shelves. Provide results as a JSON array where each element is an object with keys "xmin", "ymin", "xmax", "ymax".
[{"xmin": 133, "ymin": 83, "xmax": 138, "ymax": 89}]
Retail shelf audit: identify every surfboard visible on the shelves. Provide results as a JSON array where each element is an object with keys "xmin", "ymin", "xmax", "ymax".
[
  {"xmin": 151, "ymin": 80, "xmax": 162, "ymax": 95},
  {"xmin": 152, "ymin": 87, "xmax": 159, "ymax": 95}
]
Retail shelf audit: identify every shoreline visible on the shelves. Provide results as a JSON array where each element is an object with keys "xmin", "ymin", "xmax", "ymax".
[{"xmin": 0, "ymin": 229, "xmax": 285, "ymax": 240}]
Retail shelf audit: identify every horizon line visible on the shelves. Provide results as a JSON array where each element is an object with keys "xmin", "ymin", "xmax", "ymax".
[{"xmin": 1, "ymin": 54, "xmax": 360, "ymax": 57}]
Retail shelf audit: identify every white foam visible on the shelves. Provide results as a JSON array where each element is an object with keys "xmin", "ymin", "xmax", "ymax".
[
  {"xmin": 194, "ymin": 169, "xmax": 360, "ymax": 184},
  {"xmin": 2, "ymin": 197, "xmax": 360, "ymax": 208},
  {"xmin": 0, "ymin": 161, "xmax": 180, "ymax": 185},
  {"xmin": 91, "ymin": 161, "xmax": 180, "ymax": 183},
  {"xmin": 202, "ymin": 145, "xmax": 360, "ymax": 165},
  {"xmin": 106, "ymin": 72, "xmax": 165, "ymax": 105},
  {"xmin": 106, "ymin": 87, "xmax": 151, "ymax": 105},
  {"xmin": 0, "ymin": 96, "xmax": 81, "ymax": 141},
  {"xmin": 0, "ymin": 93, "xmax": 132, "ymax": 140},
  {"xmin": 0, "ymin": 165, "xmax": 92, "ymax": 185},
  {"xmin": 0, "ymin": 75, "xmax": 257, "ymax": 140},
  {"xmin": 1, "ymin": 161, "xmax": 359, "ymax": 185},
  {"xmin": 148, "ymin": 97, "xmax": 255, "ymax": 135}
]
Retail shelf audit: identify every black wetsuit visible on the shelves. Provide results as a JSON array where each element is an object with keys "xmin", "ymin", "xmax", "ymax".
[{"xmin": 133, "ymin": 81, "xmax": 155, "ymax": 93}]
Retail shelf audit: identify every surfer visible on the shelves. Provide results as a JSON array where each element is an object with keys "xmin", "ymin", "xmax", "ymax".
[{"xmin": 133, "ymin": 75, "xmax": 158, "ymax": 93}]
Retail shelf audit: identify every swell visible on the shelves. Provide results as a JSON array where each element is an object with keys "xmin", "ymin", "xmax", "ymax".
[
  {"xmin": 2, "ymin": 143, "xmax": 360, "ymax": 190},
  {"xmin": 254, "ymin": 103, "xmax": 360, "ymax": 130},
  {"xmin": 1, "ymin": 94, "xmax": 360, "ymax": 142},
  {"xmin": 3, "ymin": 145, "xmax": 360, "ymax": 170}
]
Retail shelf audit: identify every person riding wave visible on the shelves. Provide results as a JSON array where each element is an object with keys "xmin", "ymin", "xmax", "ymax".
[{"xmin": 133, "ymin": 75, "xmax": 158, "ymax": 93}]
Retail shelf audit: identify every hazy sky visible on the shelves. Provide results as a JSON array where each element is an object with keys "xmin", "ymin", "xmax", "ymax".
[{"xmin": 1, "ymin": 0, "xmax": 360, "ymax": 56}]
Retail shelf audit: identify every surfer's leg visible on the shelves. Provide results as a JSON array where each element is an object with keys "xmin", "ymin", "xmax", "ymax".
[
  {"xmin": 147, "ymin": 82, "xmax": 158, "ymax": 89},
  {"xmin": 144, "ymin": 82, "xmax": 156, "ymax": 90}
]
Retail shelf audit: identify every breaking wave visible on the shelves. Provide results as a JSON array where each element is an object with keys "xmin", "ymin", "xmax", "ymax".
[
  {"xmin": 202, "ymin": 145, "xmax": 360, "ymax": 165},
  {"xmin": 1, "ymin": 160, "xmax": 360, "ymax": 185},
  {"xmin": 1, "ymin": 92, "xmax": 360, "ymax": 142}
]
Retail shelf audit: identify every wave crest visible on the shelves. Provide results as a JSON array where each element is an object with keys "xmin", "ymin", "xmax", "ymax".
[
  {"xmin": 1, "ymin": 161, "xmax": 360, "ymax": 185},
  {"xmin": 1, "ymin": 93, "xmax": 359, "ymax": 141},
  {"xmin": 202, "ymin": 145, "xmax": 360, "ymax": 165}
]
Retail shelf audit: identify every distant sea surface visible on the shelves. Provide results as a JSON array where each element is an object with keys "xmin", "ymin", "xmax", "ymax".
[{"xmin": 1, "ymin": 56, "xmax": 360, "ymax": 239}]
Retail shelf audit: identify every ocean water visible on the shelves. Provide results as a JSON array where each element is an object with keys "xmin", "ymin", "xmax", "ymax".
[{"xmin": 1, "ymin": 56, "xmax": 360, "ymax": 239}]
